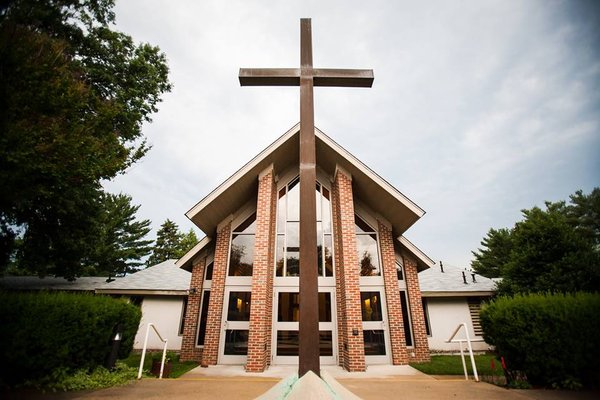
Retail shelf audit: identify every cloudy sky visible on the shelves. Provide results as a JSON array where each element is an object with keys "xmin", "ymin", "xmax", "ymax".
[{"xmin": 105, "ymin": 0, "xmax": 600, "ymax": 268}]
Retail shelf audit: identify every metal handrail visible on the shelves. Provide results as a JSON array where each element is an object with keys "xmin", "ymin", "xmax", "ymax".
[
  {"xmin": 446, "ymin": 322, "xmax": 484, "ymax": 382},
  {"xmin": 137, "ymin": 323, "xmax": 169, "ymax": 379}
]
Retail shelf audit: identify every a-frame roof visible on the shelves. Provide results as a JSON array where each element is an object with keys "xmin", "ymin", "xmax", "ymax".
[{"xmin": 186, "ymin": 123, "xmax": 425, "ymax": 237}]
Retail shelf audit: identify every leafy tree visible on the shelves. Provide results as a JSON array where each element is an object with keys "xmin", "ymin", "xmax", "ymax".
[
  {"xmin": 471, "ymin": 228, "xmax": 513, "ymax": 278},
  {"xmin": 147, "ymin": 220, "xmax": 198, "ymax": 266},
  {"xmin": 0, "ymin": 0, "xmax": 171, "ymax": 278},
  {"xmin": 87, "ymin": 193, "xmax": 153, "ymax": 278},
  {"xmin": 471, "ymin": 188, "xmax": 600, "ymax": 295}
]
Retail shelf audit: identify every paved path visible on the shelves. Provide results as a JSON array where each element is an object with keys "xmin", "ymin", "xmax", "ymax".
[{"xmin": 5, "ymin": 366, "xmax": 598, "ymax": 400}]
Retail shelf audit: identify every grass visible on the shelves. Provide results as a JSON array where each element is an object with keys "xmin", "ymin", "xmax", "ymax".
[
  {"xmin": 123, "ymin": 352, "xmax": 199, "ymax": 379},
  {"xmin": 410, "ymin": 354, "xmax": 504, "ymax": 377}
]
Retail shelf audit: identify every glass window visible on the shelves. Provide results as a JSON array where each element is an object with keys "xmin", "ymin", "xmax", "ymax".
[
  {"xmin": 227, "ymin": 292, "xmax": 251, "ymax": 321},
  {"xmin": 361, "ymin": 292, "xmax": 383, "ymax": 321},
  {"xmin": 422, "ymin": 298, "xmax": 431, "ymax": 336},
  {"xmin": 224, "ymin": 330, "xmax": 249, "ymax": 355},
  {"xmin": 228, "ymin": 213, "xmax": 256, "ymax": 276},
  {"xmin": 276, "ymin": 177, "xmax": 335, "ymax": 277},
  {"xmin": 396, "ymin": 259, "xmax": 403, "ymax": 280},
  {"xmin": 356, "ymin": 216, "xmax": 381, "ymax": 276},
  {"xmin": 400, "ymin": 291, "xmax": 413, "ymax": 347},
  {"xmin": 205, "ymin": 261, "xmax": 213, "ymax": 281},
  {"xmin": 196, "ymin": 291, "xmax": 210, "ymax": 346},
  {"xmin": 179, "ymin": 298, "xmax": 188, "ymax": 335},
  {"xmin": 277, "ymin": 292, "xmax": 332, "ymax": 322},
  {"xmin": 276, "ymin": 330, "xmax": 333, "ymax": 356},
  {"xmin": 363, "ymin": 330, "xmax": 386, "ymax": 355}
]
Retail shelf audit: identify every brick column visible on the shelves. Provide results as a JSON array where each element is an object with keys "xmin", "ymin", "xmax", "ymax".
[
  {"xmin": 180, "ymin": 257, "xmax": 206, "ymax": 361},
  {"xmin": 201, "ymin": 221, "xmax": 231, "ymax": 366},
  {"xmin": 332, "ymin": 167, "xmax": 365, "ymax": 372},
  {"xmin": 246, "ymin": 167, "xmax": 276, "ymax": 372},
  {"xmin": 403, "ymin": 253, "xmax": 430, "ymax": 362},
  {"xmin": 378, "ymin": 220, "xmax": 409, "ymax": 365}
]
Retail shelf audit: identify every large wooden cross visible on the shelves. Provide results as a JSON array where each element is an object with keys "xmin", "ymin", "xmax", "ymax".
[{"xmin": 239, "ymin": 18, "xmax": 373, "ymax": 377}]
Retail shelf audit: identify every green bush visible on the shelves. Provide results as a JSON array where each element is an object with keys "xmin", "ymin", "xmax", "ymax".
[
  {"xmin": 480, "ymin": 292, "xmax": 600, "ymax": 388},
  {"xmin": 0, "ymin": 291, "xmax": 141, "ymax": 387}
]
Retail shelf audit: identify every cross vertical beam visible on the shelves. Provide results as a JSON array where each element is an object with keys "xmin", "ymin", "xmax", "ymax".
[
  {"xmin": 239, "ymin": 18, "xmax": 373, "ymax": 377},
  {"xmin": 298, "ymin": 18, "xmax": 320, "ymax": 377}
]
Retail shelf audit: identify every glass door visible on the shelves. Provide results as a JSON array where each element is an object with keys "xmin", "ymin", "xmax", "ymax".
[
  {"xmin": 218, "ymin": 287, "xmax": 251, "ymax": 364},
  {"xmin": 272, "ymin": 286, "xmax": 337, "ymax": 365},
  {"xmin": 360, "ymin": 288, "xmax": 392, "ymax": 364}
]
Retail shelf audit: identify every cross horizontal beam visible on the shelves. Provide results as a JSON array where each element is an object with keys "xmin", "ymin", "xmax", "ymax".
[{"xmin": 239, "ymin": 68, "xmax": 374, "ymax": 87}]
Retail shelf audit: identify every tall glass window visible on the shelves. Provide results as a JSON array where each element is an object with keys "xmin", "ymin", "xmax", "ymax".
[
  {"xmin": 276, "ymin": 177, "xmax": 333, "ymax": 277},
  {"xmin": 228, "ymin": 213, "xmax": 256, "ymax": 276},
  {"xmin": 355, "ymin": 216, "xmax": 381, "ymax": 276}
]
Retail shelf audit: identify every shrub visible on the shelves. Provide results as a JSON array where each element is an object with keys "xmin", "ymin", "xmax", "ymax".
[
  {"xmin": 0, "ymin": 291, "xmax": 141, "ymax": 387},
  {"xmin": 480, "ymin": 292, "xmax": 600, "ymax": 388}
]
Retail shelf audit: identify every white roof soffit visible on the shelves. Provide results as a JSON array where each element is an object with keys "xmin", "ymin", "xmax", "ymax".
[
  {"xmin": 176, "ymin": 236, "xmax": 212, "ymax": 271},
  {"xmin": 398, "ymin": 235, "xmax": 435, "ymax": 271},
  {"xmin": 186, "ymin": 123, "xmax": 425, "ymax": 235}
]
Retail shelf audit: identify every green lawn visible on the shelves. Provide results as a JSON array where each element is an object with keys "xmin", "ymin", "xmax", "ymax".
[
  {"xmin": 410, "ymin": 354, "xmax": 504, "ymax": 376},
  {"xmin": 123, "ymin": 352, "xmax": 199, "ymax": 378}
]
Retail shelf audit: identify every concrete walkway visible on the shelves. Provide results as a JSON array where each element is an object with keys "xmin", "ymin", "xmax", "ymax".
[{"xmin": 5, "ymin": 365, "xmax": 599, "ymax": 400}]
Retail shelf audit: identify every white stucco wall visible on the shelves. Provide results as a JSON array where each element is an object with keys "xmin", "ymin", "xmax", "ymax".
[
  {"xmin": 133, "ymin": 296, "xmax": 185, "ymax": 350},
  {"xmin": 425, "ymin": 297, "xmax": 489, "ymax": 352}
]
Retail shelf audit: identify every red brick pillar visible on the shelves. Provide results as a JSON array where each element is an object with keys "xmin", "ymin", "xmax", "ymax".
[
  {"xmin": 201, "ymin": 221, "xmax": 231, "ymax": 366},
  {"xmin": 332, "ymin": 167, "xmax": 365, "ymax": 372},
  {"xmin": 403, "ymin": 253, "xmax": 430, "ymax": 362},
  {"xmin": 378, "ymin": 220, "xmax": 409, "ymax": 365},
  {"xmin": 180, "ymin": 257, "xmax": 206, "ymax": 361},
  {"xmin": 246, "ymin": 166, "xmax": 276, "ymax": 372}
]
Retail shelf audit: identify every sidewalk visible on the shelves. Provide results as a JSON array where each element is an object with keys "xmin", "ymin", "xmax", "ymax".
[{"xmin": 5, "ymin": 365, "xmax": 599, "ymax": 400}]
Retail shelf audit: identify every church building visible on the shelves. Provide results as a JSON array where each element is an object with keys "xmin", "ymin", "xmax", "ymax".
[{"xmin": 177, "ymin": 123, "xmax": 434, "ymax": 372}]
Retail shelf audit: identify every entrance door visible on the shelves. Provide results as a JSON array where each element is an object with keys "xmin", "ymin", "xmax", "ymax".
[
  {"xmin": 360, "ymin": 289, "xmax": 392, "ymax": 364},
  {"xmin": 272, "ymin": 286, "xmax": 337, "ymax": 365},
  {"xmin": 218, "ymin": 287, "xmax": 251, "ymax": 364}
]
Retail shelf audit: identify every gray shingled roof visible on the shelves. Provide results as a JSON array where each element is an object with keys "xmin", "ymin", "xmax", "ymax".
[
  {"xmin": 0, "ymin": 276, "xmax": 108, "ymax": 291},
  {"xmin": 96, "ymin": 259, "xmax": 191, "ymax": 294},
  {"xmin": 418, "ymin": 263, "xmax": 497, "ymax": 296}
]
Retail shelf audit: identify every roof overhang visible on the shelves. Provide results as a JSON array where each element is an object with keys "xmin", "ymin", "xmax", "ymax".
[
  {"xmin": 186, "ymin": 123, "xmax": 425, "ymax": 236},
  {"xmin": 397, "ymin": 236, "xmax": 435, "ymax": 272},
  {"xmin": 176, "ymin": 236, "xmax": 212, "ymax": 271}
]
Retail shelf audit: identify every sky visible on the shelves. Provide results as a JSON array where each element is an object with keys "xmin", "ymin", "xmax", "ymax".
[{"xmin": 105, "ymin": 0, "xmax": 600, "ymax": 268}]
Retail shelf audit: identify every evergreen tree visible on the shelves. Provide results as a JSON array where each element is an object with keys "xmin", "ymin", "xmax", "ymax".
[
  {"xmin": 471, "ymin": 228, "xmax": 513, "ymax": 278},
  {"xmin": 88, "ymin": 193, "xmax": 153, "ymax": 278},
  {"xmin": 178, "ymin": 228, "xmax": 199, "ymax": 258},
  {"xmin": 147, "ymin": 220, "xmax": 183, "ymax": 266}
]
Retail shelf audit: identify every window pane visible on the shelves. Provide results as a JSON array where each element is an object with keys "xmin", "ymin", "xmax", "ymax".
[
  {"xmin": 229, "ymin": 234, "xmax": 254, "ymax": 276},
  {"xmin": 324, "ymin": 234, "xmax": 333, "ymax": 277},
  {"xmin": 396, "ymin": 260, "xmax": 403, "ymax": 280},
  {"xmin": 320, "ymin": 331, "xmax": 333, "ymax": 356},
  {"xmin": 227, "ymin": 292, "xmax": 251, "ymax": 321},
  {"xmin": 316, "ymin": 184, "xmax": 322, "ymax": 221},
  {"xmin": 277, "ymin": 188, "xmax": 286, "ymax": 232},
  {"xmin": 319, "ymin": 292, "xmax": 332, "ymax": 322},
  {"xmin": 423, "ymin": 298, "xmax": 431, "ymax": 336},
  {"xmin": 278, "ymin": 292, "xmax": 300, "ymax": 322},
  {"xmin": 277, "ymin": 331, "xmax": 299, "ymax": 356},
  {"xmin": 355, "ymin": 215, "xmax": 374, "ymax": 233},
  {"xmin": 361, "ymin": 292, "xmax": 383, "ymax": 321},
  {"xmin": 205, "ymin": 262, "xmax": 213, "ymax": 281},
  {"xmin": 276, "ymin": 235, "xmax": 285, "ymax": 277},
  {"xmin": 363, "ymin": 330, "xmax": 386, "ymax": 355},
  {"xmin": 317, "ymin": 221, "xmax": 323, "ymax": 276},
  {"xmin": 322, "ymin": 187, "xmax": 331, "ymax": 233},
  {"xmin": 224, "ymin": 330, "xmax": 248, "ymax": 355},
  {"xmin": 235, "ymin": 213, "xmax": 256, "ymax": 234},
  {"xmin": 287, "ymin": 177, "xmax": 300, "ymax": 221},
  {"xmin": 286, "ymin": 222, "xmax": 299, "ymax": 277},
  {"xmin": 196, "ymin": 291, "xmax": 211, "ymax": 346},
  {"xmin": 400, "ymin": 291, "xmax": 413, "ymax": 347},
  {"xmin": 286, "ymin": 251, "xmax": 299, "ymax": 277},
  {"xmin": 179, "ymin": 298, "xmax": 188, "ymax": 335},
  {"xmin": 357, "ymin": 234, "xmax": 380, "ymax": 276}
]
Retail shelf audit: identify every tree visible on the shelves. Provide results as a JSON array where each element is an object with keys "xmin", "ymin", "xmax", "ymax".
[
  {"xmin": 147, "ymin": 221, "xmax": 199, "ymax": 266},
  {"xmin": 0, "ymin": 0, "xmax": 171, "ymax": 278},
  {"xmin": 471, "ymin": 228, "xmax": 513, "ymax": 278},
  {"xmin": 87, "ymin": 193, "xmax": 153, "ymax": 278},
  {"xmin": 179, "ymin": 228, "xmax": 199, "ymax": 257},
  {"xmin": 471, "ymin": 188, "xmax": 600, "ymax": 296}
]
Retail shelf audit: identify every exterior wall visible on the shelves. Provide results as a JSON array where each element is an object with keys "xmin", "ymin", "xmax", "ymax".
[
  {"xmin": 246, "ymin": 168, "xmax": 276, "ymax": 372},
  {"xmin": 425, "ymin": 297, "xmax": 490, "ymax": 352},
  {"xmin": 180, "ymin": 256, "xmax": 206, "ymax": 361},
  {"xmin": 378, "ymin": 220, "xmax": 408, "ymax": 364},
  {"xmin": 402, "ymin": 254, "xmax": 431, "ymax": 362},
  {"xmin": 134, "ymin": 296, "xmax": 186, "ymax": 350},
  {"xmin": 332, "ymin": 168, "xmax": 366, "ymax": 372},
  {"xmin": 201, "ymin": 222, "xmax": 231, "ymax": 366}
]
